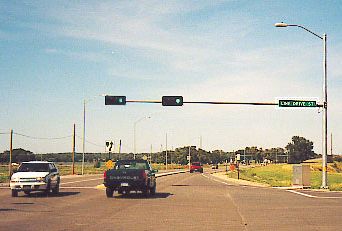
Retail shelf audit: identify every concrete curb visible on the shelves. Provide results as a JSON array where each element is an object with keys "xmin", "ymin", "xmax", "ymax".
[
  {"xmin": 210, "ymin": 172, "xmax": 270, "ymax": 188},
  {"xmin": 155, "ymin": 170, "xmax": 187, "ymax": 178}
]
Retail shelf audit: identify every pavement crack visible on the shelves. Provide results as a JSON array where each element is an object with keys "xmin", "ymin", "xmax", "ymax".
[{"xmin": 225, "ymin": 192, "xmax": 249, "ymax": 231}]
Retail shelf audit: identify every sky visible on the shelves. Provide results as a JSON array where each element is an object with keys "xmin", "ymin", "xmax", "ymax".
[{"xmin": 1, "ymin": 1, "xmax": 342, "ymax": 155}]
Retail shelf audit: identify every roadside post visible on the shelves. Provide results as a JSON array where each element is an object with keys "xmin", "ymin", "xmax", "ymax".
[
  {"xmin": 236, "ymin": 154, "xmax": 241, "ymax": 180},
  {"xmin": 105, "ymin": 140, "xmax": 114, "ymax": 160}
]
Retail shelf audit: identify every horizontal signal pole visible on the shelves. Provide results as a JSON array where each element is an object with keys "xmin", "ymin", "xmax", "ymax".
[
  {"xmin": 123, "ymin": 99, "xmax": 323, "ymax": 107},
  {"xmin": 127, "ymin": 100, "xmax": 278, "ymax": 105},
  {"xmin": 127, "ymin": 100, "xmax": 161, "ymax": 104},
  {"xmin": 184, "ymin": 101, "xmax": 278, "ymax": 106}
]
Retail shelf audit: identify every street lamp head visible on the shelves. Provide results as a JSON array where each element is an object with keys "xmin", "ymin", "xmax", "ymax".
[{"xmin": 275, "ymin": 22, "xmax": 288, "ymax": 27}]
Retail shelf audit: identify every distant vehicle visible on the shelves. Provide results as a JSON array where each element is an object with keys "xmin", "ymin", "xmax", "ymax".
[
  {"xmin": 190, "ymin": 162, "xmax": 203, "ymax": 173},
  {"xmin": 103, "ymin": 159, "xmax": 157, "ymax": 198},
  {"xmin": 10, "ymin": 161, "xmax": 60, "ymax": 197},
  {"xmin": 211, "ymin": 164, "xmax": 219, "ymax": 169}
]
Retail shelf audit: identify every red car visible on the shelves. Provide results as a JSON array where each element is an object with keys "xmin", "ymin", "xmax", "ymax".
[{"xmin": 190, "ymin": 162, "xmax": 203, "ymax": 173}]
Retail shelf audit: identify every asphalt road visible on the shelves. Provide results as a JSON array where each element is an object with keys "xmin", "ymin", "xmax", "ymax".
[{"xmin": 1, "ymin": 171, "xmax": 342, "ymax": 231}]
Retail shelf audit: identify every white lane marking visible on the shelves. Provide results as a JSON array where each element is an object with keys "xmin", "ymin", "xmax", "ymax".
[
  {"xmin": 61, "ymin": 178, "xmax": 103, "ymax": 185},
  {"xmin": 287, "ymin": 190, "xmax": 316, "ymax": 198},
  {"xmin": 201, "ymin": 173, "xmax": 233, "ymax": 186},
  {"xmin": 287, "ymin": 190, "xmax": 341, "ymax": 199}
]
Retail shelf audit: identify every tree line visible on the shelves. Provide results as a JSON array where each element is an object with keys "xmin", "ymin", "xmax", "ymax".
[
  {"xmin": 0, "ymin": 136, "xmax": 319, "ymax": 165},
  {"xmin": 0, "ymin": 136, "xmax": 325, "ymax": 164}
]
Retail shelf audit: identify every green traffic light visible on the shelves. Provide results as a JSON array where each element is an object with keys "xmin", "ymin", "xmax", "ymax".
[{"xmin": 162, "ymin": 96, "xmax": 183, "ymax": 106}]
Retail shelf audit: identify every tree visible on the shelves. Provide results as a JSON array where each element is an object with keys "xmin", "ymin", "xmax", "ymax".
[
  {"xmin": 286, "ymin": 136, "xmax": 315, "ymax": 164},
  {"xmin": 1, "ymin": 148, "xmax": 35, "ymax": 163}
]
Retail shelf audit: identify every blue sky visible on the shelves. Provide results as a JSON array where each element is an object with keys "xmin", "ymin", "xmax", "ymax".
[{"xmin": 1, "ymin": 1, "xmax": 342, "ymax": 154}]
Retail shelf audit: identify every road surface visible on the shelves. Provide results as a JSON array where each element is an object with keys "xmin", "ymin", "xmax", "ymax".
[{"xmin": 1, "ymin": 171, "xmax": 341, "ymax": 230}]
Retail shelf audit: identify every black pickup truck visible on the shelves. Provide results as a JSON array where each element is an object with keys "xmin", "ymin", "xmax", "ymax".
[{"xmin": 103, "ymin": 159, "xmax": 157, "ymax": 198}]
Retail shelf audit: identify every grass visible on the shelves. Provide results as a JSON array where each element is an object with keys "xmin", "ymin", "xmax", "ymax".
[
  {"xmin": 227, "ymin": 162, "xmax": 342, "ymax": 191},
  {"xmin": 0, "ymin": 165, "xmax": 9, "ymax": 183}
]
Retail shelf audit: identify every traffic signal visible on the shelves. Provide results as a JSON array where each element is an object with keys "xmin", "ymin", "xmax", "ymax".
[
  {"xmin": 162, "ymin": 96, "xmax": 183, "ymax": 106},
  {"xmin": 105, "ymin": 96, "xmax": 126, "ymax": 105}
]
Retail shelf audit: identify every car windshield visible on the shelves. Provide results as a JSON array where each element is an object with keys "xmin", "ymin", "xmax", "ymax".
[
  {"xmin": 192, "ymin": 162, "xmax": 201, "ymax": 166},
  {"xmin": 115, "ymin": 161, "xmax": 148, "ymax": 170},
  {"xmin": 17, "ymin": 163, "xmax": 50, "ymax": 172}
]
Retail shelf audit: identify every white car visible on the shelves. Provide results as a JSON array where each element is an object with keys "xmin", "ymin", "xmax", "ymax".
[{"xmin": 10, "ymin": 161, "xmax": 60, "ymax": 197}]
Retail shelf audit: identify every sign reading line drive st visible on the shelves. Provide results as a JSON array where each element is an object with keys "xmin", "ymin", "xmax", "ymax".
[{"xmin": 279, "ymin": 100, "xmax": 317, "ymax": 107}]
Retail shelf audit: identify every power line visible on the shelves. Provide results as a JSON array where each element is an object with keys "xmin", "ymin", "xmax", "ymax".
[
  {"xmin": 13, "ymin": 132, "xmax": 72, "ymax": 140},
  {"xmin": 75, "ymin": 135, "xmax": 103, "ymax": 148}
]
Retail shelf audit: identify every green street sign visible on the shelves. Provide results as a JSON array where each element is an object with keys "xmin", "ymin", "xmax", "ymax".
[{"xmin": 278, "ymin": 100, "xmax": 317, "ymax": 107}]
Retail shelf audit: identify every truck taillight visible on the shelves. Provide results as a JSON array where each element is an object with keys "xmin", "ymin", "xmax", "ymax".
[
  {"xmin": 141, "ymin": 170, "xmax": 147, "ymax": 180},
  {"xmin": 103, "ymin": 171, "xmax": 107, "ymax": 179}
]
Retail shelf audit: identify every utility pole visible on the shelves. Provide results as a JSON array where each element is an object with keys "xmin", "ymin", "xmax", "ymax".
[
  {"xmin": 72, "ymin": 124, "xmax": 75, "ymax": 175},
  {"xmin": 331, "ymin": 133, "xmax": 333, "ymax": 155},
  {"xmin": 9, "ymin": 129, "xmax": 13, "ymax": 181}
]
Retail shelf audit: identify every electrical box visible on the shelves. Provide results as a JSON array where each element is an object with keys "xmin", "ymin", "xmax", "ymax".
[{"xmin": 292, "ymin": 165, "xmax": 311, "ymax": 188}]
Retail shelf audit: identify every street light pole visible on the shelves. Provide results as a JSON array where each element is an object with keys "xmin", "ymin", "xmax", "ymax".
[
  {"xmin": 133, "ymin": 116, "xmax": 151, "ymax": 159},
  {"xmin": 275, "ymin": 22, "xmax": 328, "ymax": 188},
  {"xmin": 82, "ymin": 94, "xmax": 106, "ymax": 175}
]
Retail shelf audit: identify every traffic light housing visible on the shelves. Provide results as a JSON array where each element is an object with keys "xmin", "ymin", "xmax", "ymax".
[
  {"xmin": 105, "ymin": 96, "xmax": 126, "ymax": 105},
  {"xmin": 162, "ymin": 96, "xmax": 183, "ymax": 106}
]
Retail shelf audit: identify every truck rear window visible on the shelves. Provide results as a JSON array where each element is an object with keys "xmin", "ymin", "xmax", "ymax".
[{"xmin": 115, "ymin": 161, "xmax": 148, "ymax": 170}]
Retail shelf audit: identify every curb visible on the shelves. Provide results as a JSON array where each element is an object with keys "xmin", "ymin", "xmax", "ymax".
[
  {"xmin": 210, "ymin": 172, "xmax": 270, "ymax": 188},
  {"xmin": 155, "ymin": 170, "xmax": 187, "ymax": 178}
]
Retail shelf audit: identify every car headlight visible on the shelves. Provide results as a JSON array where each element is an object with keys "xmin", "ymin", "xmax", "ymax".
[{"xmin": 36, "ymin": 177, "xmax": 46, "ymax": 182}]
